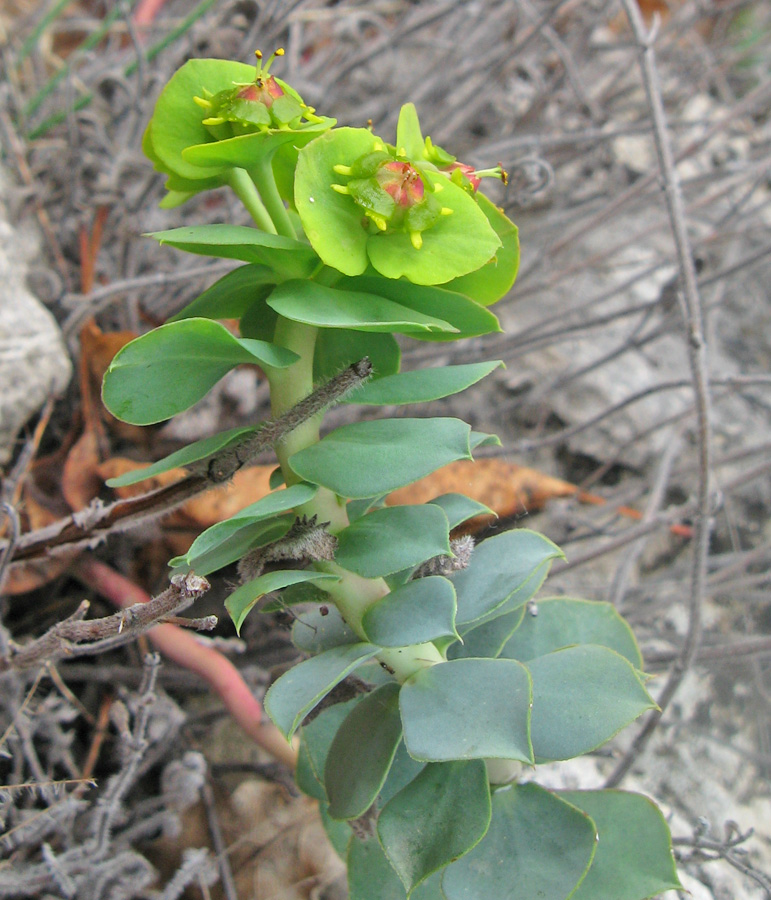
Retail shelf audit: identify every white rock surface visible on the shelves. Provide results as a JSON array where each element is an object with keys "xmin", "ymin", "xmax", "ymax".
[{"xmin": 0, "ymin": 169, "xmax": 72, "ymax": 464}]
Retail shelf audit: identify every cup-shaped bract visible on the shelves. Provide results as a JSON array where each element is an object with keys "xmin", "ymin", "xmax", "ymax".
[
  {"xmin": 295, "ymin": 124, "xmax": 503, "ymax": 285},
  {"xmin": 144, "ymin": 56, "xmax": 335, "ymax": 208}
]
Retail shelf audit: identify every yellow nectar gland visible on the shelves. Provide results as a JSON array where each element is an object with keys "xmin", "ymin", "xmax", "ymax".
[{"xmin": 365, "ymin": 210, "xmax": 388, "ymax": 231}]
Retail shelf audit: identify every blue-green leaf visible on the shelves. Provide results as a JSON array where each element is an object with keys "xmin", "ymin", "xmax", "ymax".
[
  {"xmin": 470, "ymin": 430, "xmax": 501, "ymax": 449},
  {"xmin": 426, "ymin": 493, "xmax": 495, "ymax": 530},
  {"xmin": 267, "ymin": 280, "xmax": 458, "ymax": 334},
  {"xmin": 345, "ymin": 362, "xmax": 503, "ymax": 406},
  {"xmin": 339, "ymin": 276, "xmax": 501, "ymax": 342},
  {"xmin": 452, "ymin": 529, "xmax": 564, "ymax": 627},
  {"xmin": 168, "ymin": 265, "xmax": 275, "ymax": 322},
  {"xmin": 559, "ymin": 790, "xmax": 682, "ymax": 900},
  {"xmin": 363, "ymin": 577, "xmax": 458, "ymax": 647},
  {"xmin": 260, "ymin": 579, "xmax": 331, "ymax": 613},
  {"xmin": 297, "ymin": 698, "xmax": 362, "ymax": 802},
  {"xmin": 442, "ymin": 783, "xmax": 596, "ymax": 900},
  {"xmin": 105, "ymin": 426, "xmax": 257, "ymax": 487},
  {"xmin": 526, "ymin": 645, "xmax": 657, "ymax": 762},
  {"xmin": 379, "ymin": 760, "xmax": 491, "ymax": 895},
  {"xmin": 173, "ymin": 483, "xmax": 317, "ymax": 574},
  {"xmin": 335, "ymin": 505, "xmax": 451, "ymax": 578},
  {"xmin": 170, "ymin": 516, "xmax": 292, "ymax": 577},
  {"xmin": 292, "ymin": 604, "xmax": 359, "ymax": 654},
  {"xmin": 449, "ymin": 608, "xmax": 525, "ymax": 660},
  {"xmin": 325, "ymin": 683, "xmax": 403, "ymax": 820},
  {"xmin": 348, "ymin": 836, "xmax": 409, "ymax": 900},
  {"xmin": 290, "ymin": 418, "xmax": 474, "ymax": 499},
  {"xmin": 226, "ymin": 570, "xmax": 340, "ymax": 634},
  {"xmin": 502, "ymin": 598, "xmax": 643, "ymax": 668},
  {"xmin": 445, "ymin": 192, "xmax": 520, "ymax": 307},
  {"xmin": 149, "ymin": 225, "xmax": 320, "ymax": 279},
  {"xmin": 400, "ymin": 658, "xmax": 533, "ymax": 763},
  {"xmin": 265, "ymin": 642, "xmax": 380, "ymax": 740},
  {"xmin": 315, "ymin": 328, "xmax": 401, "ymax": 382},
  {"xmin": 102, "ymin": 318, "xmax": 298, "ymax": 425}
]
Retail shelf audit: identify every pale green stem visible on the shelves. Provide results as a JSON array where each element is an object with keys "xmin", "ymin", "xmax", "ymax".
[
  {"xmin": 265, "ymin": 316, "xmax": 348, "ymax": 530},
  {"xmin": 227, "ymin": 168, "xmax": 277, "ymax": 233},
  {"xmin": 266, "ymin": 315, "xmax": 443, "ymax": 681},
  {"xmin": 249, "ymin": 157, "xmax": 296, "ymax": 239}
]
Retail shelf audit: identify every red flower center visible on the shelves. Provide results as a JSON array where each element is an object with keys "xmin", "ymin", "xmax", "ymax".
[
  {"xmin": 236, "ymin": 75, "xmax": 284, "ymax": 108},
  {"xmin": 376, "ymin": 161, "xmax": 425, "ymax": 208}
]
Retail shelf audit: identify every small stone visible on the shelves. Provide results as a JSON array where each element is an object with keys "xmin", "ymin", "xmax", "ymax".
[{"xmin": 0, "ymin": 168, "xmax": 72, "ymax": 464}]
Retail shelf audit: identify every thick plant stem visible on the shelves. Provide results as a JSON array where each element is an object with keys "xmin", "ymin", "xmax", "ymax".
[
  {"xmin": 266, "ymin": 317, "xmax": 443, "ymax": 681},
  {"xmin": 227, "ymin": 167, "xmax": 277, "ymax": 233},
  {"xmin": 250, "ymin": 157, "xmax": 296, "ymax": 239},
  {"xmin": 266, "ymin": 316, "xmax": 348, "ymax": 531},
  {"xmin": 317, "ymin": 561, "xmax": 443, "ymax": 681}
]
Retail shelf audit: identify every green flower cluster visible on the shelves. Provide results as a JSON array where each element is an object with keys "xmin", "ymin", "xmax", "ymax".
[{"xmin": 143, "ymin": 54, "xmax": 518, "ymax": 292}]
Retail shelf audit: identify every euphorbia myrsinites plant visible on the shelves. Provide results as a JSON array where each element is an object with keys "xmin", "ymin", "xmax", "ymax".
[{"xmin": 103, "ymin": 51, "xmax": 681, "ymax": 900}]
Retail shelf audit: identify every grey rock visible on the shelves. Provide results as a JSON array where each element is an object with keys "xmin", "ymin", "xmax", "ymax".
[{"xmin": 0, "ymin": 169, "xmax": 72, "ymax": 464}]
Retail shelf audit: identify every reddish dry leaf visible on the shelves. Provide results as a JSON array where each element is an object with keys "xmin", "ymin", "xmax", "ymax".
[
  {"xmin": 79, "ymin": 321, "xmax": 148, "ymax": 445},
  {"xmin": 387, "ymin": 458, "xmax": 579, "ymax": 531},
  {"xmin": 388, "ymin": 459, "xmax": 692, "ymax": 538},
  {"xmin": 61, "ymin": 429, "xmax": 103, "ymax": 511}
]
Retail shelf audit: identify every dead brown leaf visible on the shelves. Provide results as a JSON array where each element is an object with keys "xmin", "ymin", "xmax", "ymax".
[{"xmin": 387, "ymin": 458, "xmax": 579, "ymax": 531}]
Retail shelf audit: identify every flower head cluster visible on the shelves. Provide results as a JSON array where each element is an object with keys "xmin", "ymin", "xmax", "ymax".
[
  {"xmin": 330, "ymin": 142, "xmax": 453, "ymax": 250},
  {"xmin": 193, "ymin": 49, "xmax": 321, "ymax": 136}
]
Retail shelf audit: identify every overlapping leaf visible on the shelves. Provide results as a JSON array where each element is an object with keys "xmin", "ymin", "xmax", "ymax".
[
  {"xmin": 400, "ymin": 658, "xmax": 533, "ymax": 763},
  {"xmin": 362, "ymin": 577, "xmax": 458, "ymax": 647},
  {"xmin": 105, "ymin": 426, "xmax": 257, "ymax": 487},
  {"xmin": 267, "ymin": 280, "xmax": 458, "ymax": 334},
  {"xmin": 168, "ymin": 264, "xmax": 275, "ymax": 322},
  {"xmin": 226, "ymin": 569, "xmax": 340, "ymax": 634},
  {"xmin": 344, "ymin": 361, "xmax": 503, "ymax": 405},
  {"xmin": 339, "ymin": 276, "xmax": 501, "ymax": 341},
  {"xmin": 526, "ymin": 645, "xmax": 656, "ymax": 762},
  {"xmin": 170, "ymin": 482, "xmax": 317, "ymax": 574},
  {"xmin": 150, "ymin": 224, "xmax": 319, "ymax": 280},
  {"xmin": 265, "ymin": 642, "xmax": 380, "ymax": 740},
  {"xmin": 335, "ymin": 505, "xmax": 451, "ymax": 578},
  {"xmin": 559, "ymin": 790, "xmax": 681, "ymax": 900},
  {"xmin": 290, "ymin": 418, "xmax": 475, "ymax": 498},
  {"xmin": 451, "ymin": 529, "xmax": 564, "ymax": 627},
  {"xmin": 502, "ymin": 597, "xmax": 643, "ymax": 667},
  {"xmin": 325, "ymin": 683, "xmax": 403, "ymax": 820},
  {"xmin": 379, "ymin": 760, "xmax": 491, "ymax": 895},
  {"xmin": 442, "ymin": 784, "xmax": 596, "ymax": 900},
  {"xmin": 102, "ymin": 317, "xmax": 298, "ymax": 424}
]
